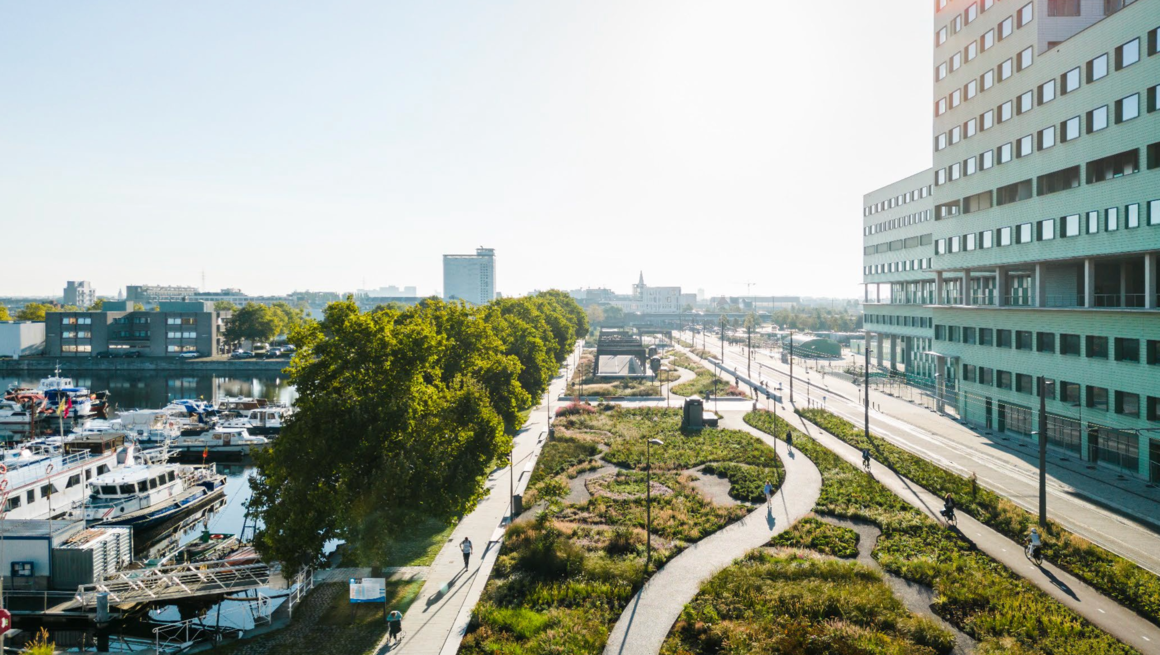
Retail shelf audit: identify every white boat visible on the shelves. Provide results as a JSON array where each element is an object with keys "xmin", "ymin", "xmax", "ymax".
[
  {"xmin": 1, "ymin": 439, "xmax": 130, "ymax": 521},
  {"xmin": 84, "ymin": 462, "xmax": 227, "ymax": 528},
  {"xmin": 171, "ymin": 427, "xmax": 268, "ymax": 459},
  {"xmin": 0, "ymin": 400, "xmax": 37, "ymax": 427},
  {"xmin": 115, "ymin": 409, "xmax": 183, "ymax": 445},
  {"xmin": 218, "ymin": 406, "xmax": 292, "ymax": 436}
]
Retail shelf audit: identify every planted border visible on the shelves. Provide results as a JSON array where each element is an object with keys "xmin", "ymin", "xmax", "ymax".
[
  {"xmin": 798, "ymin": 407, "xmax": 1160, "ymax": 628},
  {"xmin": 746, "ymin": 410, "xmax": 1136, "ymax": 654}
]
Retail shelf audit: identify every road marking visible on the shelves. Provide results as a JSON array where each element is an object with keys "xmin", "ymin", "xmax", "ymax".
[
  {"xmin": 1099, "ymin": 608, "xmax": 1106, "ymax": 613},
  {"xmin": 1143, "ymin": 635, "xmax": 1150, "ymax": 641}
]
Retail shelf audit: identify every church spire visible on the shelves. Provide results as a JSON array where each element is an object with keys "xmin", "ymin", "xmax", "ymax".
[{"xmin": 638, "ymin": 271, "xmax": 645, "ymax": 286}]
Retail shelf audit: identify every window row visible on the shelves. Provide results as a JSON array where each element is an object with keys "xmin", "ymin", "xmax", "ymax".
[
  {"xmin": 936, "ymin": 98, "xmax": 1159, "ymax": 192},
  {"xmin": 865, "ymin": 209, "xmax": 932, "ymax": 236},
  {"xmin": 864, "ymin": 233, "xmax": 934, "ymax": 255},
  {"xmin": 937, "ymin": 0, "xmax": 1029, "ymax": 50},
  {"xmin": 937, "ymin": 327, "xmax": 1160, "ymax": 365},
  {"xmin": 60, "ymin": 316, "xmax": 94, "ymax": 325},
  {"xmin": 936, "ymin": 198, "xmax": 1160, "ymax": 257},
  {"xmin": 960, "ymin": 365, "xmax": 1160, "ymax": 421},
  {"xmin": 865, "ymin": 314, "xmax": 933, "ymax": 329},
  {"xmin": 863, "ymin": 258, "xmax": 934, "ymax": 277},
  {"xmin": 864, "ymin": 185, "xmax": 932, "ymax": 217}
]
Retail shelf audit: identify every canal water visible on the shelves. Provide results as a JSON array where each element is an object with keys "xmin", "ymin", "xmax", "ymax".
[{"xmin": 2, "ymin": 372, "xmax": 298, "ymax": 651}]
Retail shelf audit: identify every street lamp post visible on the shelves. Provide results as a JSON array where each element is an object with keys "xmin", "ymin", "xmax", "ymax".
[
  {"xmin": 645, "ymin": 437, "xmax": 664, "ymax": 572},
  {"xmin": 864, "ymin": 333, "xmax": 871, "ymax": 443},
  {"xmin": 1037, "ymin": 376, "xmax": 1052, "ymax": 528},
  {"xmin": 789, "ymin": 331, "xmax": 795, "ymax": 405}
]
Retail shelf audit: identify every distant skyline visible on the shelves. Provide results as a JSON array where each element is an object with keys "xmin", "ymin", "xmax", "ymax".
[{"xmin": 1, "ymin": 1, "xmax": 933, "ymax": 300}]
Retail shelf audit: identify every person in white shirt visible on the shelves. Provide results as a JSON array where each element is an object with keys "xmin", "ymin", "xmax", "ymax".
[{"xmin": 460, "ymin": 537, "xmax": 474, "ymax": 569}]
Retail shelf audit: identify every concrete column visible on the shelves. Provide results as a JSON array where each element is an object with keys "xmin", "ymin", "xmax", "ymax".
[
  {"xmin": 876, "ymin": 333, "xmax": 884, "ymax": 368},
  {"xmin": 1120, "ymin": 264, "xmax": 1128, "ymax": 308},
  {"xmin": 1035, "ymin": 263, "xmax": 1047, "ymax": 308},
  {"xmin": 1084, "ymin": 258, "xmax": 1096, "ymax": 308},
  {"xmin": 935, "ymin": 271, "xmax": 945, "ymax": 305},
  {"xmin": 890, "ymin": 335, "xmax": 899, "ymax": 371},
  {"xmin": 876, "ymin": 283, "xmax": 881, "ymax": 303},
  {"xmin": 997, "ymin": 267, "xmax": 1008, "ymax": 307},
  {"xmin": 963, "ymin": 269, "xmax": 972, "ymax": 305},
  {"xmin": 1146, "ymin": 253, "xmax": 1157, "ymax": 310}
]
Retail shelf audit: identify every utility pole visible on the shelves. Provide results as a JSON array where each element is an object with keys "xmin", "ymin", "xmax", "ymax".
[
  {"xmin": 1038, "ymin": 376, "xmax": 1050, "ymax": 528},
  {"xmin": 789, "ymin": 331, "xmax": 795, "ymax": 404}
]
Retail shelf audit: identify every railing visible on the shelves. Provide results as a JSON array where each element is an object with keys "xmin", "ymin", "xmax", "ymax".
[
  {"xmin": 285, "ymin": 568, "xmax": 314, "ymax": 620},
  {"xmin": 5, "ymin": 451, "xmax": 95, "ymax": 489},
  {"xmin": 154, "ymin": 617, "xmax": 215, "ymax": 653},
  {"xmin": 76, "ymin": 561, "xmax": 272, "ymax": 608}
]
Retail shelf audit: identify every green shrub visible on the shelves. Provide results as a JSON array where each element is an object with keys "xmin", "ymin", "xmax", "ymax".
[
  {"xmin": 701, "ymin": 462, "xmax": 781, "ymax": 503},
  {"xmin": 771, "ymin": 516, "xmax": 859, "ymax": 558},
  {"xmin": 744, "ymin": 410, "xmax": 1135, "ymax": 655},
  {"xmin": 797, "ymin": 407, "xmax": 1160, "ymax": 628}
]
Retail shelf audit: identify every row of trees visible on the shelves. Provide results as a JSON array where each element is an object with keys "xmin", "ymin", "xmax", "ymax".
[
  {"xmin": 221, "ymin": 301, "xmax": 308, "ymax": 345},
  {"xmin": 1, "ymin": 301, "xmax": 145, "ymax": 321},
  {"xmin": 248, "ymin": 290, "xmax": 588, "ymax": 572}
]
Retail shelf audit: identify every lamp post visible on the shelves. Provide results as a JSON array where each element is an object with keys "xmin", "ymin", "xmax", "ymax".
[
  {"xmin": 864, "ymin": 333, "xmax": 871, "ymax": 444},
  {"xmin": 645, "ymin": 437, "xmax": 664, "ymax": 572},
  {"xmin": 789, "ymin": 331, "xmax": 795, "ymax": 405},
  {"xmin": 1036, "ymin": 377, "xmax": 1053, "ymax": 528}
]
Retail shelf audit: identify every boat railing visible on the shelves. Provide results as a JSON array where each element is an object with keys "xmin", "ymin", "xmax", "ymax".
[{"xmin": 4, "ymin": 451, "xmax": 95, "ymax": 489}]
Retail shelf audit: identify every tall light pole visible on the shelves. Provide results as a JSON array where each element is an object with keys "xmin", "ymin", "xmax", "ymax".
[
  {"xmin": 1037, "ymin": 376, "xmax": 1052, "ymax": 528},
  {"xmin": 645, "ymin": 437, "xmax": 664, "ymax": 572},
  {"xmin": 789, "ymin": 331, "xmax": 795, "ymax": 404},
  {"xmin": 864, "ymin": 332, "xmax": 871, "ymax": 443}
]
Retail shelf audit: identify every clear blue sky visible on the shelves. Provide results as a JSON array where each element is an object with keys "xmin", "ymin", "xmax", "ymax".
[{"xmin": 0, "ymin": 1, "xmax": 932, "ymax": 300}]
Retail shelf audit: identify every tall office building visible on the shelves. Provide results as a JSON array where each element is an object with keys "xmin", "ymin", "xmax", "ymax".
[
  {"xmin": 443, "ymin": 247, "xmax": 496, "ymax": 305},
  {"xmin": 64, "ymin": 281, "xmax": 96, "ymax": 308},
  {"xmin": 863, "ymin": 0, "xmax": 1160, "ymax": 481}
]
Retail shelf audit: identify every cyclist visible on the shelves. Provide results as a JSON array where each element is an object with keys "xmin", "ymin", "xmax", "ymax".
[
  {"xmin": 1027, "ymin": 527, "xmax": 1043, "ymax": 562},
  {"xmin": 861, "ymin": 448, "xmax": 871, "ymax": 471},
  {"xmin": 941, "ymin": 493, "xmax": 956, "ymax": 524}
]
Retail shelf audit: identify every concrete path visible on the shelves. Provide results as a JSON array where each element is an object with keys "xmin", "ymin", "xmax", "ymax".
[
  {"xmin": 377, "ymin": 345, "xmax": 582, "ymax": 655},
  {"xmin": 782, "ymin": 403, "xmax": 1160, "ymax": 655},
  {"xmin": 686, "ymin": 330, "xmax": 1160, "ymax": 578},
  {"xmin": 601, "ymin": 411, "xmax": 822, "ymax": 655}
]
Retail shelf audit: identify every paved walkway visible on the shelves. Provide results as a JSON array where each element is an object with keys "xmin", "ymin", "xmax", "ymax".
[
  {"xmin": 378, "ymin": 345, "xmax": 581, "ymax": 655},
  {"xmin": 601, "ymin": 411, "xmax": 822, "ymax": 655},
  {"xmin": 685, "ymin": 330, "xmax": 1160, "ymax": 578},
  {"xmin": 780, "ymin": 400, "xmax": 1160, "ymax": 654}
]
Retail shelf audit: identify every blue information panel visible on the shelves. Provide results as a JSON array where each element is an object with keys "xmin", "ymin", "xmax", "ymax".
[{"xmin": 349, "ymin": 577, "xmax": 387, "ymax": 603}]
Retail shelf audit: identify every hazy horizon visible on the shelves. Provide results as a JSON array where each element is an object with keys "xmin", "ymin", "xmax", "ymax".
[{"xmin": 1, "ymin": 1, "xmax": 933, "ymax": 300}]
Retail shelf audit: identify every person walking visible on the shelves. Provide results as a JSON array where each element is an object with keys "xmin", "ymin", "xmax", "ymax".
[
  {"xmin": 763, "ymin": 480, "xmax": 774, "ymax": 506},
  {"xmin": 784, "ymin": 430, "xmax": 794, "ymax": 452},
  {"xmin": 460, "ymin": 537, "xmax": 473, "ymax": 570}
]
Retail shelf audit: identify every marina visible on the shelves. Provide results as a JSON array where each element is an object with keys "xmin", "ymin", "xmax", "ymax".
[{"xmin": 0, "ymin": 371, "xmax": 301, "ymax": 651}]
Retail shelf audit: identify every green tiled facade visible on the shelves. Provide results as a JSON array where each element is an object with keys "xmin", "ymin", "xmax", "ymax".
[{"xmin": 864, "ymin": 0, "xmax": 1160, "ymax": 480}]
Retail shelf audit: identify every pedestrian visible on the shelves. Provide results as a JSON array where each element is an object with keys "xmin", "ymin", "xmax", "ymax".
[
  {"xmin": 763, "ymin": 480, "xmax": 774, "ymax": 505},
  {"xmin": 387, "ymin": 610, "xmax": 403, "ymax": 643},
  {"xmin": 785, "ymin": 430, "xmax": 793, "ymax": 452},
  {"xmin": 460, "ymin": 537, "xmax": 473, "ymax": 569}
]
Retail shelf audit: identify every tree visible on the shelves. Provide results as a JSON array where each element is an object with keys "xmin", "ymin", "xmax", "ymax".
[
  {"xmin": 86, "ymin": 299, "xmax": 105, "ymax": 311},
  {"xmin": 0, "ymin": 305, "xmax": 9, "ymax": 321},
  {"xmin": 249, "ymin": 293, "xmax": 586, "ymax": 572},
  {"xmin": 16, "ymin": 303, "xmax": 49, "ymax": 321},
  {"xmin": 603, "ymin": 305, "xmax": 624, "ymax": 322},
  {"xmin": 214, "ymin": 301, "xmax": 238, "ymax": 312},
  {"xmin": 133, "ymin": 302, "xmax": 145, "ymax": 311},
  {"xmin": 585, "ymin": 305, "xmax": 604, "ymax": 326},
  {"xmin": 225, "ymin": 303, "xmax": 280, "ymax": 345}
]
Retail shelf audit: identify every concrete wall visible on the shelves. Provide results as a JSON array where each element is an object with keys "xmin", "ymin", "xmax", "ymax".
[{"xmin": 0, "ymin": 321, "xmax": 46, "ymax": 359}]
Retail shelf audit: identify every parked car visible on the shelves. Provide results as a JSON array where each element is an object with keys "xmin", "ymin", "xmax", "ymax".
[
  {"xmin": 230, "ymin": 351, "xmax": 255, "ymax": 360},
  {"xmin": 124, "ymin": 351, "xmax": 143, "ymax": 358},
  {"xmin": 95, "ymin": 351, "xmax": 113, "ymax": 359},
  {"xmin": 178, "ymin": 352, "xmax": 202, "ymax": 359}
]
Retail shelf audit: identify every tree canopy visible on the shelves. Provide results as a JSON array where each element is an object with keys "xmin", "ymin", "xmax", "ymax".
[
  {"xmin": 249, "ymin": 291, "xmax": 587, "ymax": 572},
  {"xmin": 16, "ymin": 303, "xmax": 49, "ymax": 321},
  {"xmin": 0, "ymin": 305, "xmax": 9, "ymax": 321}
]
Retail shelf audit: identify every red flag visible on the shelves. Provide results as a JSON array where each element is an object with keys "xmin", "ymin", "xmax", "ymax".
[
  {"xmin": 63, "ymin": 396, "xmax": 73, "ymax": 419},
  {"xmin": 202, "ymin": 446, "xmax": 209, "ymax": 462}
]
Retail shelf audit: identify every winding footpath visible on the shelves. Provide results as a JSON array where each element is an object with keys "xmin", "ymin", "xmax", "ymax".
[
  {"xmin": 601, "ymin": 411, "xmax": 822, "ymax": 655},
  {"xmin": 785, "ymin": 408, "xmax": 1160, "ymax": 655}
]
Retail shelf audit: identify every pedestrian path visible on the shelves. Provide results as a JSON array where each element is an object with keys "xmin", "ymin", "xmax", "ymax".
[
  {"xmin": 783, "ymin": 406, "xmax": 1160, "ymax": 655},
  {"xmin": 375, "ymin": 346, "xmax": 581, "ymax": 655},
  {"xmin": 601, "ymin": 412, "xmax": 822, "ymax": 655}
]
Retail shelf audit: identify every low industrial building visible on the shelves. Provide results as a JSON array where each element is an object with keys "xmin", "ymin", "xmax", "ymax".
[
  {"xmin": 44, "ymin": 301, "xmax": 227, "ymax": 358},
  {"xmin": 0, "ymin": 321, "xmax": 46, "ymax": 359}
]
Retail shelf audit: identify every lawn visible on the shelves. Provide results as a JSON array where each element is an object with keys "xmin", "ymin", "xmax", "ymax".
[
  {"xmin": 797, "ymin": 407, "xmax": 1160, "ymax": 629},
  {"xmin": 670, "ymin": 362, "xmax": 746, "ymax": 399},
  {"xmin": 460, "ymin": 407, "xmax": 781, "ymax": 654},
  {"xmin": 662, "ymin": 550, "xmax": 955, "ymax": 655},
  {"xmin": 213, "ymin": 580, "xmax": 423, "ymax": 655},
  {"xmin": 338, "ymin": 515, "xmax": 456, "ymax": 568},
  {"xmin": 745, "ymin": 410, "xmax": 1136, "ymax": 655},
  {"xmin": 770, "ymin": 516, "xmax": 860, "ymax": 558}
]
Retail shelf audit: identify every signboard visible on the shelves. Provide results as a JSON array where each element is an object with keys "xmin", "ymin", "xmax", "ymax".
[
  {"xmin": 0, "ymin": 608, "xmax": 10, "ymax": 636},
  {"xmin": 349, "ymin": 577, "xmax": 387, "ymax": 604}
]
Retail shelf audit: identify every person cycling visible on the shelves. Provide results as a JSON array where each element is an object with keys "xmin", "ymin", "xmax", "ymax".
[
  {"xmin": 387, "ymin": 610, "xmax": 403, "ymax": 643},
  {"xmin": 941, "ymin": 493, "xmax": 956, "ymax": 524},
  {"xmin": 1027, "ymin": 527, "xmax": 1043, "ymax": 562},
  {"xmin": 861, "ymin": 448, "xmax": 871, "ymax": 471}
]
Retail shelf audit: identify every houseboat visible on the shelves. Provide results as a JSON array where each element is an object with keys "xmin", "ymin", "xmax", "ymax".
[{"xmin": 84, "ymin": 461, "xmax": 227, "ymax": 529}]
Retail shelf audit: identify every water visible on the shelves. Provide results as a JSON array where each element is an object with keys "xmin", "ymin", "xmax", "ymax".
[{"xmin": 2, "ymin": 372, "xmax": 295, "ymax": 650}]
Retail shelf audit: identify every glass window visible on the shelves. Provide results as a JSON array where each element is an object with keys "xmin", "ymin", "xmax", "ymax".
[
  {"xmin": 1018, "ymin": 2, "xmax": 1033, "ymax": 26},
  {"xmin": 1062, "ymin": 67, "xmax": 1081, "ymax": 94},
  {"xmin": 1017, "ymin": 222, "xmax": 1033, "ymax": 243},
  {"xmin": 1018, "ymin": 47, "xmax": 1033, "ymax": 71},
  {"xmin": 1087, "ymin": 386, "xmax": 1108, "ymax": 411},
  {"xmin": 1126, "ymin": 203, "xmax": 1140, "ymax": 229},
  {"xmin": 1063, "ymin": 213, "xmax": 1079, "ymax": 237},
  {"xmin": 1116, "ymin": 38, "xmax": 1139, "ymax": 70},
  {"xmin": 982, "ymin": 29, "xmax": 995, "ymax": 51},
  {"xmin": 966, "ymin": 3, "xmax": 978, "ymax": 23},
  {"xmin": 981, "ymin": 149, "xmax": 994, "ymax": 169},
  {"xmin": 1116, "ymin": 337, "xmax": 1140, "ymax": 362},
  {"xmin": 965, "ymin": 156, "xmax": 977, "ymax": 175},
  {"xmin": 982, "ymin": 69, "xmax": 995, "ymax": 90},
  {"xmin": 1038, "ymin": 218, "xmax": 1055, "ymax": 240},
  {"xmin": 951, "ymin": 89, "xmax": 962, "ymax": 107},
  {"xmin": 966, "ymin": 40, "xmax": 978, "ymax": 61},
  {"xmin": 1088, "ymin": 53, "xmax": 1108, "ymax": 82},
  {"xmin": 1151, "ymin": 199, "xmax": 1160, "ymax": 226},
  {"xmin": 999, "ymin": 16, "xmax": 1013, "ymax": 39},
  {"xmin": 1039, "ymin": 126, "xmax": 1055, "ymax": 150},
  {"xmin": 1116, "ymin": 94, "xmax": 1139, "ymax": 123},
  {"xmin": 1062, "ymin": 116, "xmax": 1081, "ymax": 142},
  {"xmin": 951, "ymin": 52, "xmax": 962, "ymax": 71},
  {"xmin": 1087, "ymin": 335, "xmax": 1109, "ymax": 359},
  {"xmin": 937, "ymin": 62, "xmax": 948, "ymax": 80},
  {"xmin": 998, "ymin": 226, "xmax": 1011, "ymax": 246},
  {"xmin": 981, "ymin": 230, "xmax": 993, "ymax": 248},
  {"xmin": 981, "ymin": 109, "xmax": 994, "ymax": 130},
  {"xmin": 1017, "ymin": 134, "xmax": 1033, "ymax": 157},
  {"xmin": 1018, "ymin": 91, "xmax": 1033, "ymax": 114},
  {"xmin": 1000, "ymin": 58, "xmax": 1013, "ymax": 80},
  {"xmin": 1061, "ymin": 334, "xmax": 1081, "ymax": 355},
  {"xmin": 1088, "ymin": 105, "xmax": 1108, "ymax": 132},
  {"xmin": 1106, "ymin": 206, "xmax": 1119, "ymax": 231},
  {"xmin": 999, "ymin": 142, "xmax": 1013, "ymax": 163},
  {"xmin": 997, "ymin": 371, "xmax": 1012, "ymax": 389},
  {"xmin": 1039, "ymin": 79, "xmax": 1056, "ymax": 104},
  {"xmin": 937, "ymin": 26, "xmax": 948, "ymax": 46},
  {"xmin": 1087, "ymin": 210, "xmax": 1099, "ymax": 234},
  {"xmin": 1000, "ymin": 100, "xmax": 1013, "ymax": 122},
  {"xmin": 966, "ymin": 79, "xmax": 978, "ymax": 99},
  {"xmin": 937, "ymin": 133, "xmax": 947, "ymax": 150},
  {"xmin": 980, "ymin": 328, "xmax": 994, "ymax": 345},
  {"xmin": 965, "ymin": 117, "xmax": 977, "ymax": 137},
  {"xmin": 1116, "ymin": 391, "xmax": 1140, "ymax": 417}
]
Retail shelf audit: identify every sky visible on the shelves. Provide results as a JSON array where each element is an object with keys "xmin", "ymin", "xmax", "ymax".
[{"xmin": 0, "ymin": 1, "xmax": 933, "ymax": 301}]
